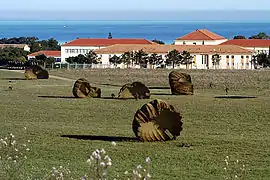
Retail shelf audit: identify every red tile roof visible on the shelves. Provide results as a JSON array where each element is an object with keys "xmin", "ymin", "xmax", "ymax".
[
  {"xmin": 176, "ymin": 29, "xmax": 226, "ymax": 40},
  {"xmin": 27, "ymin": 50, "xmax": 61, "ymax": 57},
  {"xmin": 220, "ymin": 39, "xmax": 270, "ymax": 47},
  {"xmin": 62, "ymin": 38, "xmax": 154, "ymax": 46}
]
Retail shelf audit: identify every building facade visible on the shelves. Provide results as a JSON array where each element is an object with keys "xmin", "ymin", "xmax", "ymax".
[
  {"xmin": 0, "ymin": 44, "xmax": 31, "ymax": 52},
  {"xmin": 27, "ymin": 50, "xmax": 61, "ymax": 63},
  {"xmin": 94, "ymin": 44, "xmax": 254, "ymax": 69},
  {"xmin": 220, "ymin": 39, "xmax": 270, "ymax": 54},
  {"xmin": 174, "ymin": 29, "xmax": 228, "ymax": 45},
  {"xmin": 61, "ymin": 38, "xmax": 154, "ymax": 63}
]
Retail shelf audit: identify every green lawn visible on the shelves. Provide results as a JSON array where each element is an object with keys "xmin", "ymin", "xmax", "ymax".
[{"xmin": 0, "ymin": 69, "xmax": 269, "ymax": 179}]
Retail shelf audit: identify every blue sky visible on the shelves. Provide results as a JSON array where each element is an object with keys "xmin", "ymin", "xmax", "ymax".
[{"xmin": 0, "ymin": 0, "xmax": 270, "ymax": 20}]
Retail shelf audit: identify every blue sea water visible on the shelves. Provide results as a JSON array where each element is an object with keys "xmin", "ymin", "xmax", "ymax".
[{"xmin": 0, "ymin": 21, "xmax": 269, "ymax": 44}]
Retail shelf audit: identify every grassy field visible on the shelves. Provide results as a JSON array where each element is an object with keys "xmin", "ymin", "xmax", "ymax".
[{"xmin": 0, "ymin": 69, "xmax": 269, "ymax": 179}]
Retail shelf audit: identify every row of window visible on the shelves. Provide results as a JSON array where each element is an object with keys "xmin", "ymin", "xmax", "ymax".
[
  {"xmin": 227, "ymin": 63, "xmax": 249, "ymax": 66},
  {"xmin": 226, "ymin": 55, "xmax": 250, "ymax": 59},
  {"xmin": 65, "ymin": 49, "xmax": 90, "ymax": 54}
]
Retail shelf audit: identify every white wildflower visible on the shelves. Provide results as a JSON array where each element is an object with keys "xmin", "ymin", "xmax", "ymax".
[
  {"xmin": 146, "ymin": 173, "xmax": 151, "ymax": 178},
  {"xmin": 124, "ymin": 171, "xmax": 129, "ymax": 175},
  {"xmin": 106, "ymin": 161, "xmax": 112, "ymax": 166},
  {"xmin": 137, "ymin": 165, "xmax": 142, "ymax": 169},
  {"xmin": 24, "ymin": 127, "xmax": 27, "ymax": 130},
  {"xmin": 235, "ymin": 175, "xmax": 238, "ymax": 178},
  {"xmin": 10, "ymin": 133, "xmax": 15, "ymax": 138},
  {"xmin": 146, "ymin": 157, "xmax": 151, "ymax": 164},
  {"xmin": 100, "ymin": 162, "xmax": 106, "ymax": 167},
  {"xmin": 111, "ymin": 141, "xmax": 116, "ymax": 146},
  {"xmin": 26, "ymin": 148, "xmax": 30, "ymax": 151}
]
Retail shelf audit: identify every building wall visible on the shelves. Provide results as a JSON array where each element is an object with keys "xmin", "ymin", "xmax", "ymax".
[
  {"xmin": 61, "ymin": 45, "xmax": 104, "ymax": 63},
  {"xmin": 245, "ymin": 47, "xmax": 270, "ymax": 54},
  {"xmin": 174, "ymin": 39, "xmax": 228, "ymax": 45},
  {"xmin": 97, "ymin": 52, "xmax": 253, "ymax": 69},
  {"xmin": 27, "ymin": 56, "xmax": 61, "ymax": 63},
  {"xmin": 23, "ymin": 45, "xmax": 31, "ymax": 52}
]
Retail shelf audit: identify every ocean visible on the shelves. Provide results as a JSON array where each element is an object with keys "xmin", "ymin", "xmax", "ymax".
[{"xmin": 0, "ymin": 21, "xmax": 269, "ymax": 44}]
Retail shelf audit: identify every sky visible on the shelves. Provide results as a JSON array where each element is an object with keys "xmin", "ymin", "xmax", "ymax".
[{"xmin": 0, "ymin": 0, "xmax": 270, "ymax": 20}]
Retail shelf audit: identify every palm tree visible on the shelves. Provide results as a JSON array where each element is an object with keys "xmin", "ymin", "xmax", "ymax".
[
  {"xmin": 181, "ymin": 51, "xmax": 194, "ymax": 69},
  {"xmin": 109, "ymin": 55, "xmax": 121, "ymax": 68},
  {"xmin": 85, "ymin": 50, "xmax": 98, "ymax": 65},
  {"xmin": 120, "ymin": 51, "xmax": 134, "ymax": 68},
  {"xmin": 148, "ymin": 53, "xmax": 163, "ymax": 69},
  {"xmin": 165, "ymin": 49, "xmax": 182, "ymax": 69},
  {"xmin": 212, "ymin": 53, "xmax": 221, "ymax": 69},
  {"xmin": 134, "ymin": 49, "xmax": 148, "ymax": 68}
]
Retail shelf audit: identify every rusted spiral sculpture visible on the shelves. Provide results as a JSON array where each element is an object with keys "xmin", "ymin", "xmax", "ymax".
[
  {"xmin": 72, "ymin": 78, "xmax": 101, "ymax": 98},
  {"xmin": 132, "ymin": 99, "xmax": 183, "ymax": 142},
  {"xmin": 169, "ymin": 71, "xmax": 194, "ymax": 95},
  {"xmin": 24, "ymin": 65, "xmax": 49, "ymax": 80},
  {"xmin": 118, "ymin": 81, "xmax": 150, "ymax": 99}
]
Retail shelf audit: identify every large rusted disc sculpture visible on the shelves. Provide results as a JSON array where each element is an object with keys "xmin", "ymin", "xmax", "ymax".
[
  {"xmin": 118, "ymin": 82, "xmax": 150, "ymax": 99},
  {"xmin": 132, "ymin": 99, "xmax": 183, "ymax": 142},
  {"xmin": 72, "ymin": 78, "xmax": 101, "ymax": 98},
  {"xmin": 24, "ymin": 65, "xmax": 49, "ymax": 80},
  {"xmin": 169, "ymin": 71, "xmax": 194, "ymax": 95}
]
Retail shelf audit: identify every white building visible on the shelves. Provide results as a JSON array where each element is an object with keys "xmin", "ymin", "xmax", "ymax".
[
  {"xmin": 61, "ymin": 38, "xmax": 154, "ymax": 63},
  {"xmin": 0, "ymin": 44, "xmax": 31, "ymax": 52},
  {"xmin": 94, "ymin": 44, "xmax": 254, "ymax": 69},
  {"xmin": 174, "ymin": 29, "xmax": 228, "ymax": 45},
  {"xmin": 220, "ymin": 39, "xmax": 270, "ymax": 54},
  {"xmin": 27, "ymin": 50, "xmax": 61, "ymax": 63}
]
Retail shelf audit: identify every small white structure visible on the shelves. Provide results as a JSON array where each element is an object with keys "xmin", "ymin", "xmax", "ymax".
[
  {"xmin": 27, "ymin": 50, "xmax": 61, "ymax": 63},
  {"xmin": 174, "ymin": 29, "xmax": 228, "ymax": 45},
  {"xmin": 0, "ymin": 44, "xmax": 31, "ymax": 52},
  {"xmin": 220, "ymin": 39, "xmax": 270, "ymax": 54},
  {"xmin": 61, "ymin": 38, "xmax": 154, "ymax": 63},
  {"xmin": 94, "ymin": 44, "xmax": 254, "ymax": 70}
]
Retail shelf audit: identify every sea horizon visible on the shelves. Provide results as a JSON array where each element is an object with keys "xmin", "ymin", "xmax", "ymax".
[{"xmin": 0, "ymin": 20, "xmax": 269, "ymax": 44}]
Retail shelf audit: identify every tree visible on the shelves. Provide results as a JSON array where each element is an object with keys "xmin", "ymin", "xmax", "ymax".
[
  {"xmin": 181, "ymin": 51, "xmax": 194, "ymax": 69},
  {"xmin": 253, "ymin": 53, "xmax": 270, "ymax": 68},
  {"xmin": 212, "ymin": 54, "xmax": 221, "ymax": 69},
  {"xmin": 120, "ymin": 51, "xmax": 134, "ymax": 68},
  {"xmin": 233, "ymin": 35, "xmax": 246, "ymax": 39},
  {"xmin": 85, "ymin": 50, "xmax": 99, "ymax": 64},
  {"xmin": 148, "ymin": 53, "xmax": 163, "ymax": 69},
  {"xmin": 165, "ymin": 49, "xmax": 182, "ymax": 69},
  {"xmin": 46, "ymin": 57, "xmax": 56, "ymax": 65},
  {"xmin": 249, "ymin": 32, "xmax": 269, "ymax": 39},
  {"xmin": 134, "ymin": 50, "xmax": 148, "ymax": 68},
  {"xmin": 152, "ymin": 39, "xmax": 165, "ymax": 44},
  {"xmin": 35, "ymin": 54, "xmax": 47, "ymax": 67},
  {"xmin": 65, "ymin": 56, "xmax": 76, "ymax": 64},
  {"xmin": 0, "ymin": 47, "xmax": 29, "ymax": 65},
  {"xmin": 109, "ymin": 55, "xmax": 121, "ymax": 68}
]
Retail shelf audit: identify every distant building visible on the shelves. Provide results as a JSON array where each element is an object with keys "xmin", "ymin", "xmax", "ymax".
[
  {"xmin": 94, "ymin": 44, "xmax": 254, "ymax": 69},
  {"xmin": 61, "ymin": 38, "xmax": 154, "ymax": 63},
  {"xmin": 174, "ymin": 29, "xmax": 228, "ymax": 45},
  {"xmin": 27, "ymin": 50, "xmax": 61, "ymax": 63},
  {"xmin": 220, "ymin": 39, "xmax": 270, "ymax": 54},
  {"xmin": 0, "ymin": 44, "xmax": 30, "ymax": 52}
]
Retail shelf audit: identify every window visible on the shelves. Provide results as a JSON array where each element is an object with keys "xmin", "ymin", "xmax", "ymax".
[
  {"xmin": 65, "ymin": 49, "xmax": 68, "ymax": 53},
  {"xmin": 231, "ymin": 55, "xmax": 234, "ymax": 59},
  {"xmin": 75, "ymin": 49, "xmax": 78, "ymax": 53},
  {"xmin": 246, "ymin": 56, "xmax": 249, "ymax": 59},
  {"xmin": 193, "ymin": 42, "xmax": 196, "ymax": 45},
  {"xmin": 246, "ymin": 63, "xmax": 249, "ymax": 66},
  {"xmin": 55, "ymin": 58, "xmax": 61, "ymax": 62},
  {"xmin": 183, "ymin": 41, "xmax": 186, "ymax": 45},
  {"xmin": 232, "ymin": 63, "xmax": 235, "ymax": 66},
  {"xmin": 241, "ymin": 56, "xmax": 244, "ymax": 59},
  {"xmin": 71, "ymin": 49, "xmax": 75, "ymax": 53},
  {"xmin": 242, "ymin": 63, "xmax": 244, "ymax": 66},
  {"xmin": 227, "ymin": 63, "xmax": 229, "ymax": 66},
  {"xmin": 109, "ymin": 55, "xmax": 112, "ymax": 58},
  {"xmin": 226, "ymin": 55, "xmax": 229, "ymax": 58}
]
